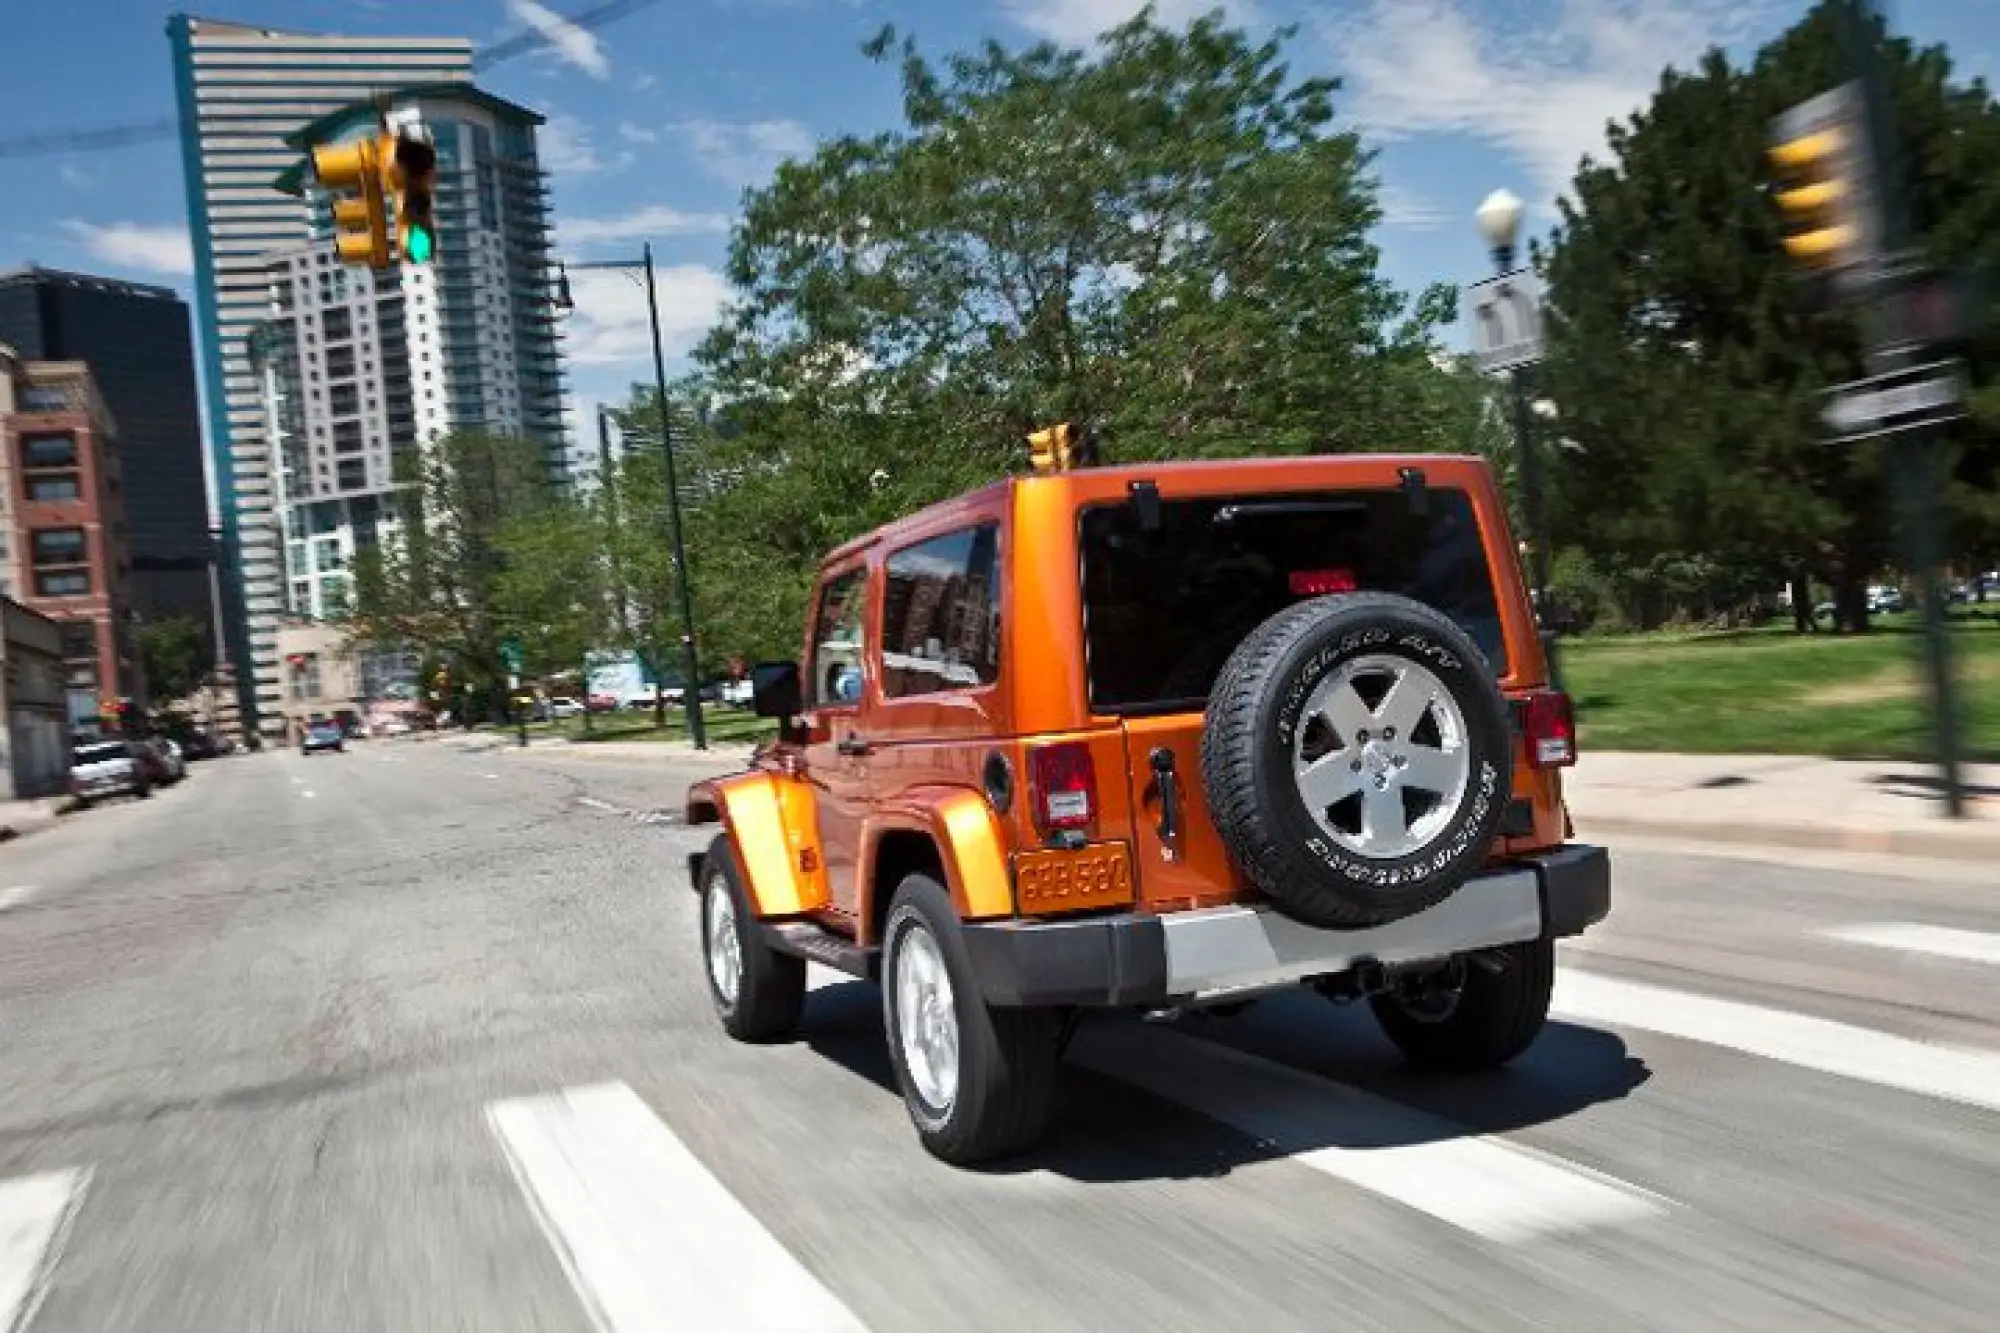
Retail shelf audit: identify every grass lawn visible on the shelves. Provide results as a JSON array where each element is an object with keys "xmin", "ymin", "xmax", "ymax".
[
  {"xmin": 1561, "ymin": 610, "xmax": 2000, "ymax": 762},
  {"xmin": 522, "ymin": 708, "xmax": 778, "ymax": 746}
]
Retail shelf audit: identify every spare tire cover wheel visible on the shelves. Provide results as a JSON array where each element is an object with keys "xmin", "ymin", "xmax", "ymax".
[{"xmin": 1200, "ymin": 592, "xmax": 1514, "ymax": 928}]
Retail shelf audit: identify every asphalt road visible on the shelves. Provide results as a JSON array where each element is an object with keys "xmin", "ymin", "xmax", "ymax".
[{"xmin": 1, "ymin": 737, "xmax": 1996, "ymax": 1332}]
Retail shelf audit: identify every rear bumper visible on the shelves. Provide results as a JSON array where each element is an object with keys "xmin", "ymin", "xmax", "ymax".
[{"xmin": 963, "ymin": 844, "xmax": 1610, "ymax": 1009}]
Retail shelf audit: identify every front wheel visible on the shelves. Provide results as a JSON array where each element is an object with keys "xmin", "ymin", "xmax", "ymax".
[
  {"xmin": 699, "ymin": 835, "xmax": 805, "ymax": 1043},
  {"xmin": 882, "ymin": 873, "xmax": 1061, "ymax": 1165},
  {"xmin": 1368, "ymin": 938, "xmax": 1554, "ymax": 1072}
]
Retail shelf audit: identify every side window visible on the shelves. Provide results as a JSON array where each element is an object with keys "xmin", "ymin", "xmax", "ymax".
[
  {"xmin": 881, "ymin": 523, "xmax": 1001, "ymax": 700},
  {"xmin": 808, "ymin": 566, "xmax": 869, "ymax": 709}
]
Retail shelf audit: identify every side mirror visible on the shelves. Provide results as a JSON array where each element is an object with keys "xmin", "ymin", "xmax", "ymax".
[{"xmin": 750, "ymin": 660, "xmax": 802, "ymax": 720}]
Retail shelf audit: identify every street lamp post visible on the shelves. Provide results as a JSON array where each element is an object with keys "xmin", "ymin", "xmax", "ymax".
[
  {"xmin": 1474, "ymin": 188, "xmax": 1561, "ymax": 688},
  {"xmin": 554, "ymin": 241, "xmax": 708, "ymax": 750}
]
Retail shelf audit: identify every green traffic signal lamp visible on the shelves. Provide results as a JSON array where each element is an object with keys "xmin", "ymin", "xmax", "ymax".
[{"xmin": 389, "ymin": 126, "xmax": 439, "ymax": 266}]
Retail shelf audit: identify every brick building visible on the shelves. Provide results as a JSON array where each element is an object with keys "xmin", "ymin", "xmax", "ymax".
[{"xmin": 0, "ymin": 345, "xmax": 144, "ymax": 727}]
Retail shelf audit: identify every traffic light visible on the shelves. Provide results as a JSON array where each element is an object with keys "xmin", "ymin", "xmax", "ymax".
[
  {"xmin": 385, "ymin": 125, "xmax": 439, "ymax": 266},
  {"xmin": 1767, "ymin": 82, "xmax": 1879, "ymax": 278},
  {"xmin": 1027, "ymin": 423, "xmax": 1075, "ymax": 472},
  {"xmin": 311, "ymin": 136, "xmax": 390, "ymax": 269}
]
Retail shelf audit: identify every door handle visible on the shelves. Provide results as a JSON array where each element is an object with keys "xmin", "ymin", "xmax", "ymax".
[{"xmin": 837, "ymin": 735, "xmax": 872, "ymax": 757}]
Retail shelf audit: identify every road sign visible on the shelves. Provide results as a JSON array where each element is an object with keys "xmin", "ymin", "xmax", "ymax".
[
  {"xmin": 1819, "ymin": 359, "xmax": 1968, "ymax": 443},
  {"xmin": 1465, "ymin": 269, "xmax": 1543, "ymax": 373},
  {"xmin": 500, "ymin": 637, "xmax": 525, "ymax": 674}
]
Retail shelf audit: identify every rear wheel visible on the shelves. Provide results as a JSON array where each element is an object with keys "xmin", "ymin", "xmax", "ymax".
[
  {"xmin": 699, "ymin": 835, "xmax": 805, "ymax": 1043},
  {"xmin": 882, "ymin": 874, "xmax": 1061, "ymax": 1165},
  {"xmin": 1368, "ymin": 939, "xmax": 1554, "ymax": 1071}
]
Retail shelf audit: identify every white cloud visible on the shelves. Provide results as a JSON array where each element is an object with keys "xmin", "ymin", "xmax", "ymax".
[
  {"xmin": 560, "ymin": 204, "xmax": 733, "ymax": 247},
  {"xmin": 509, "ymin": 0, "xmax": 610, "ymax": 80},
  {"xmin": 539, "ymin": 114, "xmax": 630, "ymax": 175},
  {"xmin": 59, "ymin": 221, "xmax": 192, "ymax": 276},
  {"xmin": 617, "ymin": 121, "xmax": 659, "ymax": 145},
  {"xmin": 676, "ymin": 118, "xmax": 816, "ymax": 187},
  {"xmin": 632, "ymin": 72, "xmax": 659, "ymax": 91},
  {"xmin": 59, "ymin": 162, "xmax": 92, "ymax": 191},
  {"xmin": 1321, "ymin": 0, "xmax": 1788, "ymax": 203},
  {"xmin": 1375, "ymin": 182, "xmax": 1445, "ymax": 232},
  {"xmin": 1002, "ymin": 0, "xmax": 1265, "ymax": 46},
  {"xmin": 560, "ymin": 264, "xmax": 734, "ymax": 366}
]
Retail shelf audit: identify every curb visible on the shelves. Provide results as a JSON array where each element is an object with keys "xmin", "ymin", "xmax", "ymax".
[{"xmin": 1573, "ymin": 813, "xmax": 1999, "ymax": 865}]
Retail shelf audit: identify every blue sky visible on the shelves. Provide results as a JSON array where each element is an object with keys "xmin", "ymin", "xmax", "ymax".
[{"xmin": 2, "ymin": 0, "xmax": 1994, "ymax": 460}]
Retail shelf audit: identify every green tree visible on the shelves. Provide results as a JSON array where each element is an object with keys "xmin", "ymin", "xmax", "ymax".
[
  {"xmin": 137, "ymin": 615, "xmax": 208, "ymax": 703},
  {"xmin": 347, "ymin": 430, "xmax": 558, "ymax": 720},
  {"xmin": 1535, "ymin": 2, "xmax": 2000, "ymax": 631},
  {"xmin": 679, "ymin": 4, "xmax": 1485, "ymax": 650},
  {"xmin": 494, "ymin": 490, "xmax": 611, "ymax": 695}
]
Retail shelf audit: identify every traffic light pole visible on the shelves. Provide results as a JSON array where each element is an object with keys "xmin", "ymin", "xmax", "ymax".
[{"xmin": 1841, "ymin": 0, "xmax": 1968, "ymax": 817}]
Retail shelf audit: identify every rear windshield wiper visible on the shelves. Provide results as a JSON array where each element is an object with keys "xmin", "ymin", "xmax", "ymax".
[{"xmin": 1213, "ymin": 499, "xmax": 1369, "ymax": 524}]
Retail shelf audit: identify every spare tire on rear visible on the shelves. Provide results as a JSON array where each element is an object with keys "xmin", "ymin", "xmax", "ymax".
[{"xmin": 1199, "ymin": 592, "xmax": 1514, "ymax": 929}]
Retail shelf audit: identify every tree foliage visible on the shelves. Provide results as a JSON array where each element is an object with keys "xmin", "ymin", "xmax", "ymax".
[
  {"xmin": 347, "ymin": 430, "xmax": 557, "ymax": 716},
  {"xmin": 138, "ymin": 615, "xmax": 208, "ymax": 703},
  {"xmin": 1535, "ymin": 0, "xmax": 2000, "ymax": 630}
]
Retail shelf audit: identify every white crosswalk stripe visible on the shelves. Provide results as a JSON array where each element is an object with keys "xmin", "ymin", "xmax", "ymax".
[
  {"xmin": 1550, "ymin": 967, "xmax": 2000, "ymax": 1113},
  {"xmin": 0, "ymin": 1167, "xmax": 90, "ymax": 1333},
  {"xmin": 1819, "ymin": 922, "xmax": 2000, "ymax": 967},
  {"xmin": 486, "ymin": 1082, "xmax": 872, "ymax": 1333},
  {"xmin": 1071, "ymin": 1023, "xmax": 1671, "ymax": 1242}
]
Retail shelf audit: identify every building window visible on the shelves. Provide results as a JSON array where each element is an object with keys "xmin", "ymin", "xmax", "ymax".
[
  {"xmin": 58, "ymin": 621, "xmax": 97, "ymax": 661},
  {"xmin": 27, "ymin": 474, "xmax": 81, "ymax": 502},
  {"xmin": 32, "ymin": 527, "xmax": 88, "ymax": 566},
  {"xmin": 20, "ymin": 433, "xmax": 78, "ymax": 469},
  {"xmin": 36, "ymin": 570, "xmax": 91, "ymax": 597}
]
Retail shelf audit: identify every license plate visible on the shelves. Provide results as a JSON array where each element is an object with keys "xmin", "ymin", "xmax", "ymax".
[{"xmin": 1014, "ymin": 842, "xmax": 1134, "ymax": 914}]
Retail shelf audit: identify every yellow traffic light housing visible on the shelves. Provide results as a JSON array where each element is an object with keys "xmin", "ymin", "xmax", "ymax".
[
  {"xmin": 312, "ymin": 136, "xmax": 390, "ymax": 269},
  {"xmin": 1767, "ymin": 83, "xmax": 1878, "ymax": 279},
  {"xmin": 1027, "ymin": 423, "xmax": 1075, "ymax": 472}
]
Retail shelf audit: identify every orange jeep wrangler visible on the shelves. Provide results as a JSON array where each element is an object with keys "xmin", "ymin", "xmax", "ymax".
[{"xmin": 686, "ymin": 447, "xmax": 1607, "ymax": 1165}]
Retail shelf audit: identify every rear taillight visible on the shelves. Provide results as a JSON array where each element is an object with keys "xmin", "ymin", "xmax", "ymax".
[
  {"xmin": 1523, "ymin": 690, "xmax": 1577, "ymax": 769},
  {"xmin": 1028, "ymin": 741, "xmax": 1098, "ymax": 837}
]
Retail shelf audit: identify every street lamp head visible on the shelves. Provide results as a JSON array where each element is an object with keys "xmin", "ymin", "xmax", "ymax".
[{"xmin": 1475, "ymin": 188, "xmax": 1525, "ymax": 264}]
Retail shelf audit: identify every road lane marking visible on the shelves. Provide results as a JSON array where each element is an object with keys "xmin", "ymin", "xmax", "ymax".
[
  {"xmin": 1820, "ymin": 923, "xmax": 2000, "ymax": 967},
  {"xmin": 487, "ymin": 1082, "xmax": 870, "ymax": 1333},
  {"xmin": 0, "ymin": 1168, "xmax": 91, "ymax": 1332},
  {"xmin": 576, "ymin": 797, "xmax": 620, "ymax": 813},
  {"xmin": 1072, "ymin": 1026, "xmax": 1667, "ymax": 1242},
  {"xmin": 1552, "ymin": 968, "xmax": 2000, "ymax": 1113},
  {"xmin": 300, "ymin": 790, "xmax": 315, "ymax": 799},
  {"xmin": 0, "ymin": 886, "xmax": 40, "ymax": 913}
]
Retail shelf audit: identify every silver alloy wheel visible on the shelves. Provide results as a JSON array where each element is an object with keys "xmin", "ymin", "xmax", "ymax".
[
  {"xmin": 1291, "ymin": 653, "xmax": 1472, "ymax": 860},
  {"xmin": 893, "ymin": 922, "xmax": 960, "ymax": 1113},
  {"xmin": 705, "ymin": 873, "xmax": 743, "ymax": 1009}
]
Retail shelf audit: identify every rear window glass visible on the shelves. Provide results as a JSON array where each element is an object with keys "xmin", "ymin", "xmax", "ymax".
[
  {"xmin": 73, "ymin": 742, "xmax": 127, "ymax": 764},
  {"xmin": 1079, "ymin": 486, "xmax": 1508, "ymax": 712}
]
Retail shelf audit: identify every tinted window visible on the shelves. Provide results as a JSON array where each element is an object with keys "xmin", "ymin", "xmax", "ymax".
[
  {"xmin": 21, "ymin": 434, "xmax": 77, "ymax": 469},
  {"xmin": 32, "ymin": 528, "xmax": 86, "ymax": 565},
  {"xmin": 74, "ymin": 742, "xmax": 127, "ymax": 765},
  {"xmin": 807, "ymin": 567, "xmax": 868, "ymax": 709},
  {"xmin": 1080, "ymin": 487, "xmax": 1507, "ymax": 712},
  {"xmin": 881, "ymin": 525, "xmax": 1001, "ymax": 699}
]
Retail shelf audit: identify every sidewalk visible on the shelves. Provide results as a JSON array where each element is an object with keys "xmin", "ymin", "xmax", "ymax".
[
  {"xmin": 1565, "ymin": 751, "xmax": 2000, "ymax": 863},
  {"xmin": 0, "ymin": 796, "xmax": 70, "ymax": 845}
]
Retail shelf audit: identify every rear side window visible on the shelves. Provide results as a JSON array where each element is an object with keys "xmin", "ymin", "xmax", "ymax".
[
  {"xmin": 74, "ymin": 742, "xmax": 128, "ymax": 764},
  {"xmin": 1080, "ymin": 487, "xmax": 1508, "ymax": 712},
  {"xmin": 880, "ymin": 524, "xmax": 1001, "ymax": 699}
]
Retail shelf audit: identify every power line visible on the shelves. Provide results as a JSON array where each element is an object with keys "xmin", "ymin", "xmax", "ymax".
[{"xmin": 0, "ymin": 0, "xmax": 662, "ymax": 161}]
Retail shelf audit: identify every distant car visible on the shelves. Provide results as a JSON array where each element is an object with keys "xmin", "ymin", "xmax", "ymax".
[
  {"xmin": 301, "ymin": 722, "xmax": 346, "ymax": 755},
  {"xmin": 68, "ymin": 739, "xmax": 151, "ymax": 806}
]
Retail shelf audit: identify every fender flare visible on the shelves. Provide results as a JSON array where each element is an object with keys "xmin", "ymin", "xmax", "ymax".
[
  {"xmin": 859, "ymin": 786, "xmax": 1014, "ymax": 942},
  {"xmin": 684, "ymin": 772, "xmax": 829, "ymax": 919}
]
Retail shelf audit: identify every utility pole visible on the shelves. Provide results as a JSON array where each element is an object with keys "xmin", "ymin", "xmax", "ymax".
[{"xmin": 642, "ymin": 242, "xmax": 708, "ymax": 750}]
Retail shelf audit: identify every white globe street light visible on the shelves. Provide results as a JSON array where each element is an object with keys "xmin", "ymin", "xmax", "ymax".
[{"xmin": 1475, "ymin": 188, "xmax": 1525, "ymax": 269}]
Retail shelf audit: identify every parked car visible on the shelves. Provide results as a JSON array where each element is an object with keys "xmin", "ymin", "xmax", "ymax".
[{"xmin": 68, "ymin": 739, "xmax": 152, "ymax": 807}]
